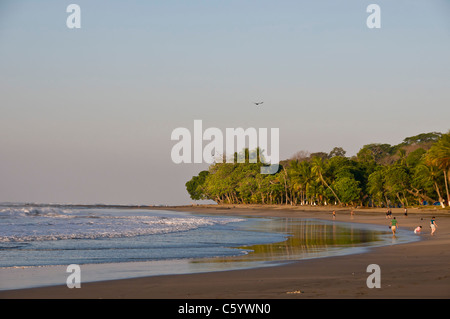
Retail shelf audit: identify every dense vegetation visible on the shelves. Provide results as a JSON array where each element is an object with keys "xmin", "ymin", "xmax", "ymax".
[{"xmin": 186, "ymin": 131, "xmax": 450, "ymax": 208}]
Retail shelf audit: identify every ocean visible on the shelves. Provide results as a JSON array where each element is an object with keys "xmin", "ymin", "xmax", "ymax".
[
  {"xmin": 0, "ymin": 205, "xmax": 287, "ymax": 267},
  {"xmin": 0, "ymin": 204, "xmax": 419, "ymax": 290}
]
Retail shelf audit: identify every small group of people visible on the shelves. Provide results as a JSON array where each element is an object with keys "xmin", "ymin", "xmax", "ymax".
[
  {"xmin": 389, "ymin": 216, "xmax": 438, "ymax": 236},
  {"xmin": 412, "ymin": 217, "xmax": 438, "ymax": 235},
  {"xmin": 330, "ymin": 208, "xmax": 439, "ymax": 237},
  {"xmin": 386, "ymin": 208, "xmax": 408, "ymax": 219},
  {"xmin": 331, "ymin": 210, "xmax": 355, "ymax": 220},
  {"xmin": 385, "ymin": 209, "xmax": 393, "ymax": 219}
]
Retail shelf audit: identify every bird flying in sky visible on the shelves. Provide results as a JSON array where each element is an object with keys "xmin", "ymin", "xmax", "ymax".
[{"xmin": 254, "ymin": 102, "xmax": 264, "ymax": 106}]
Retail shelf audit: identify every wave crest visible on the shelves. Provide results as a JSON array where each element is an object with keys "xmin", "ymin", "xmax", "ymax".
[{"xmin": 0, "ymin": 208, "xmax": 243, "ymax": 242}]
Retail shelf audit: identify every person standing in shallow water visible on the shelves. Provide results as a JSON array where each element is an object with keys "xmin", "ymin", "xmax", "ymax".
[
  {"xmin": 430, "ymin": 217, "xmax": 437, "ymax": 235},
  {"xmin": 390, "ymin": 217, "xmax": 398, "ymax": 236}
]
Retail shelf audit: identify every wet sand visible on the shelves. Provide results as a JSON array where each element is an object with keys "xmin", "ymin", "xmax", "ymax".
[{"xmin": 1, "ymin": 205, "xmax": 449, "ymax": 299}]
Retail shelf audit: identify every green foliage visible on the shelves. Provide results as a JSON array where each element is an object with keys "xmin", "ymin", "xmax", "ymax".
[
  {"xmin": 356, "ymin": 143, "xmax": 395, "ymax": 164},
  {"xmin": 185, "ymin": 170, "xmax": 209, "ymax": 200},
  {"xmin": 329, "ymin": 147, "xmax": 346, "ymax": 158},
  {"xmin": 186, "ymin": 132, "xmax": 450, "ymax": 207},
  {"xmin": 406, "ymin": 148, "xmax": 426, "ymax": 167},
  {"xmin": 333, "ymin": 176, "xmax": 361, "ymax": 204},
  {"xmin": 402, "ymin": 132, "xmax": 442, "ymax": 146}
]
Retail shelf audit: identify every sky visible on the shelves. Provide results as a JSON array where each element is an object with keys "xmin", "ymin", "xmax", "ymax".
[{"xmin": 1, "ymin": 0, "xmax": 450, "ymax": 205}]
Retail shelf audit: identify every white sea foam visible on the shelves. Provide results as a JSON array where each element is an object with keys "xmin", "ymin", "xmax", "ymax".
[
  {"xmin": 0, "ymin": 207, "xmax": 71, "ymax": 218},
  {"xmin": 0, "ymin": 207, "xmax": 244, "ymax": 242}
]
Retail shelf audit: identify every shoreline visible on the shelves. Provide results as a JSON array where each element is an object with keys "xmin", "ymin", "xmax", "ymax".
[{"xmin": 1, "ymin": 205, "xmax": 449, "ymax": 299}]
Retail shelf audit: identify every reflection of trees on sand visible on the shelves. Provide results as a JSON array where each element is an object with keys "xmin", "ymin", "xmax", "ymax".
[{"xmin": 197, "ymin": 219, "xmax": 383, "ymax": 264}]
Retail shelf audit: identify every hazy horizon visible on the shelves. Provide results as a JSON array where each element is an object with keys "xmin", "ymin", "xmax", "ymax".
[{"xmin": 1, "ymin": 1, "xmax": 449, "ymax": 205}]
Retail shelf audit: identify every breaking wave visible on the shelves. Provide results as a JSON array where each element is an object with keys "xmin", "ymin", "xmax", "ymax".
[{"xmin": 0, "ymin": 207, "xmax": 244, "ymax": 242}]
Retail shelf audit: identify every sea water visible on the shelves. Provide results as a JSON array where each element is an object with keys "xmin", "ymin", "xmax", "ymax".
[
  {"xmin": 0, "ymin": 205, "xmax": 285, "ymax": 267},
  {"xmin": 0, "ymin": 205, "xmax": 419, "ymax": 290}
]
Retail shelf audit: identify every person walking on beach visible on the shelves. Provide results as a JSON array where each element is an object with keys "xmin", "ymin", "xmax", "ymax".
[
  {"xmin": 386, "ymin": 208, "xmax": 392, "ymax": 219},
  {"xmin": 390, "ymin": 217, "xmax": 398, "ymax": 236},
  {"xmin": 430, "ymin": 217, "xmax": 437, "ymax": 235},
  {"xmin": 332, "ymin": 211, "xmax": 336, "ymax": 220}
]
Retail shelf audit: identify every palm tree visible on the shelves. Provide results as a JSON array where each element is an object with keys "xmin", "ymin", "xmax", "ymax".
[
  {"xmin": 287, "ymin": 161, "xmax": 303, "ymax": 205},
  {"xmin": 397, "ymin": 148, "xmax": 407, "ymax": 166},
  {"xmin": 368, "ymin": 168, "xmax": 388, "ymax": 207},
  {"xmin": 311, "ymin": 157, "xmax": 342, "ymax": 205},
  {"xmin": 298, "ymin": 160, "xmax": 313, "ymax": 205},
  {"xmin": 414, "ymin": 163, "xmax": 445, "ymax": 208},
  {"xmin": 383, "ymin": 164, "xmax": 410, "ymax": 207},
  {"xmin": 425, "ymin": 132, "xmax": 450, "ymax": 206}
]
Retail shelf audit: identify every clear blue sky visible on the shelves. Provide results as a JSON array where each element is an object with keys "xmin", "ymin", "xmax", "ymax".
[{"xmin": 1, "ymin": 0, "xmax": 449, "ymax": 205}]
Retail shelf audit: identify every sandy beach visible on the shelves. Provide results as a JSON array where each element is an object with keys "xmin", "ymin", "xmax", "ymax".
[{"xmin": 1, "ymin": 205, "xmax": 449, "ymax": 299}]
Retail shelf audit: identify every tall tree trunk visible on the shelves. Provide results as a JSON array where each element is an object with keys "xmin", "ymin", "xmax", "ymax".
[
  {"xmin": 319, "ymin": 173, "xmax": 342, "ymax": 205},
  {"xmin": 402, "ymin": 192, "xmax": 409, "ymax": 207},
  {"xmin": 384, "ymin": 194, "xmax": 390, "ymax": 208},
  {"xmin": 396, "ymin": 192, "xmax": 404, "ymax": 207},
  {"xmin": 444, "ymin": 169, "xmax": 450, "ymax": 206},
  {"xmin": 434, "ymin": 182, "xmax": 445, "ymax": 208},
  {"xmin": 283, "ymin": 168, "xmax": 289, "ymax": 205}
]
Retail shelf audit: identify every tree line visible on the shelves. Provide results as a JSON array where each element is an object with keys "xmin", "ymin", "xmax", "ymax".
[{"xmin": 185, "ymin": 131, "xmax": 450, "ymax": 208}]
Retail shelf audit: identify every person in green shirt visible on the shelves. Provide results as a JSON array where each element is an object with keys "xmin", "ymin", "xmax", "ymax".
[
  {"xmin": 430, "ymin": 217, "xmax": 437, "ymax": 236},
  {"xmin": 390, "ymin": 217, "xmax": 398, "ymax": 236}
]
